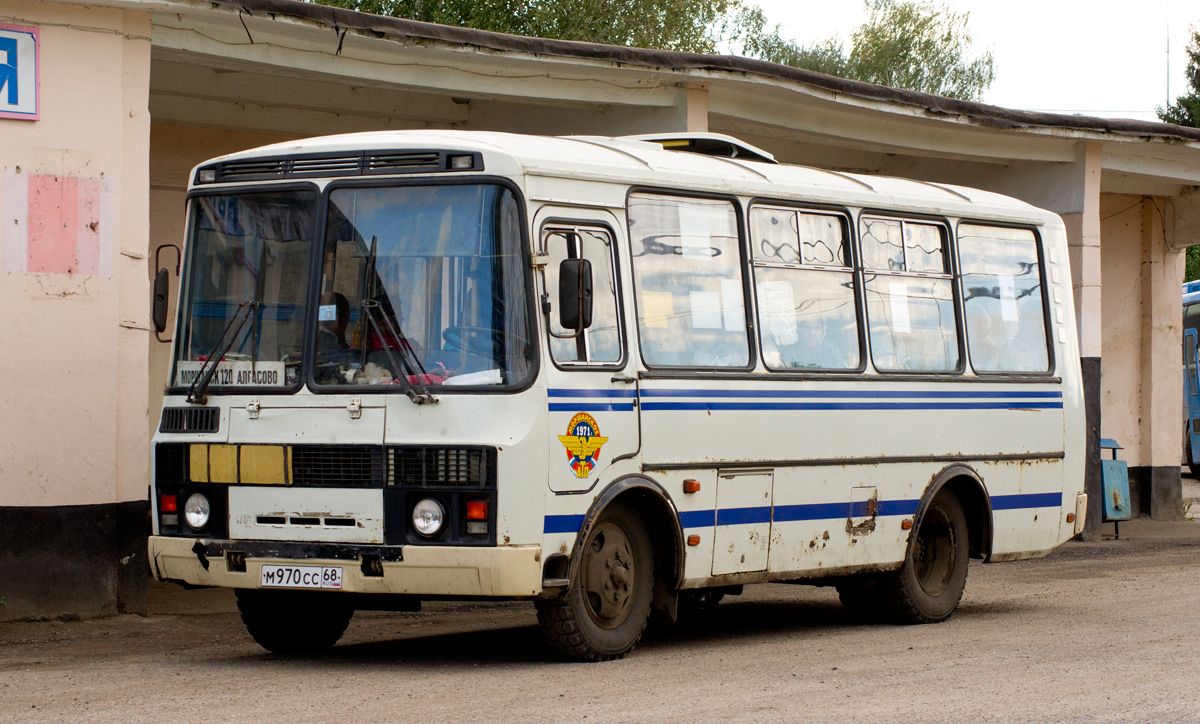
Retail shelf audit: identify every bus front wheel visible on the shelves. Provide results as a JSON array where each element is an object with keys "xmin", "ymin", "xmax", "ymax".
[
  {"xmin": 535, "ymin": 504, "xmax": 653, "ymax": 661},
  {"xmin": 880, "ymin": 492, "xmax": 968, "ymax": 624},
  {"xmin": 236, "ymin": 589, "xmax": 353, "ymax": 654}
]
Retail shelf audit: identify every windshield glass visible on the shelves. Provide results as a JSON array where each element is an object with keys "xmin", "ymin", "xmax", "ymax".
[
  {"xmin": 314, "ymin": 183, "xmax": 533, "ymax": 389},
  {"xmin": 172, "ymin": 190, "xmax": 316, "ymax": 390}
]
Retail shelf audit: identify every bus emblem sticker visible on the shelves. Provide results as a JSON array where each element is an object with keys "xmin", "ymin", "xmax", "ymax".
[{"xmin": 558, "ymin": 413, "xmax": 608, "ymax": 479}]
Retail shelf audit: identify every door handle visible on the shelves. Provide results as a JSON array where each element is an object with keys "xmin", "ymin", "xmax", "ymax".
[{"xmin": 610, "ymin": 375, "xmax": 636, "ymax": 384}]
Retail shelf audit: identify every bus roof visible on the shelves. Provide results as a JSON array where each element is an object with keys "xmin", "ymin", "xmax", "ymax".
[
  {"xmin": 195, "ymin": 130, "xmax": 1056, "ymax": 225},
  {"xmin": 1184, "ymin": 280, "xmax": 1200, "ymax": 306}
]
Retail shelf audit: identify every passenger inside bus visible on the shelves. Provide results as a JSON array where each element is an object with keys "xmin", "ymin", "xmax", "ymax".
[{"xmin": 317, "ymin": 292, "xmax": 351, "ymax": 350}]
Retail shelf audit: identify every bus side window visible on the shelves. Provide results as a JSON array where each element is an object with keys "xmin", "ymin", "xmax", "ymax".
[
  {"xmin": 860, "ymin": 218, "xmax": 959, "ymax": 372},
  {"xmin": 750, "ymin": 206, "xmax": 860, "ymax": 371},
  {"xmin": 628, "ymin": 194, "xmax": 749, "ymax": 368},
  {"xmin": 544, "ymin": 227, "xmax": 623, "ymax": 365},
  {"xmin": 1187, "ymin": 337, "xmax": 1199, "ymax": 397},
  {"xmin": 957, "ymin": 224, "xmax": 1050, "ymax": 374}
]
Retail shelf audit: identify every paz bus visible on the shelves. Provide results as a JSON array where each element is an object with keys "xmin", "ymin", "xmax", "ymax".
[
  {"xmin": 1183, "ymin": 280, "xmax": 1200, "ymax": 478},
  {"xmin": 148, "ymin": 130, "xmax": 1086, "ymax": 661}
]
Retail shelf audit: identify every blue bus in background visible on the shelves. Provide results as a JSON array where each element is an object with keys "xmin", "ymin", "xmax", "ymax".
[{"xmin": 1184, "ymin": 281, "xmax": 1200, "ymax": 478}]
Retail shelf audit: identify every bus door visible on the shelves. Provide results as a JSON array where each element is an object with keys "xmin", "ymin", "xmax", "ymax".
[
  {"xmin": 539, "ymin": 214, "xmax": 638, "ymax": 493},
  {"xmin": 1186, "ymin": 330, "xmax": 1200, "ymax": 465},
  {"xmin": 712, "ymin": 469, "xmax": 773, "ymax": 575}
]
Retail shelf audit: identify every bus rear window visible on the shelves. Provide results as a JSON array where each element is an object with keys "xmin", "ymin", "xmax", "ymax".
[{"xmin": 957, "ymin": 224, "xmax": 1050, "ymax": 373}]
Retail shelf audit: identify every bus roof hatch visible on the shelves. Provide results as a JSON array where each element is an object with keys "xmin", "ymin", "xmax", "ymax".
[{"xmin": 620, "ymin": 133, "xmax": 778, "ymax": 164}]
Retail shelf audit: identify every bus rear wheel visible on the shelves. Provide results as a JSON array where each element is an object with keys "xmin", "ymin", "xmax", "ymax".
[
  {"xmin": 880, "ymin": 492, "xmax": 968, "ymax": 624},
  {"xmin": 236, "ymin": 589, "xmax": 353, "ymax": 653},
  {"xmin": 1187, "ymin": 434, "xmax": 1200, "ymax": 480},
  {"xmin": 535, "ymin": 504, "xmax": 653, "ymax": 661}
]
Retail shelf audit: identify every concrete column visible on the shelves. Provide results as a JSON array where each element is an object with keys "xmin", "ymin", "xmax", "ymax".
[
  {"xmin": 684, "ymin": 83, "xmax": 709, "ymax": 133},
  {"xmin": 1060, "ymin": 143, "xmax": 1104, "ymax": 538},
  {"xmin": 1100, "ymin": 194, "xmax": 1184, "ymax": 520},
  {"xmin": 1138, "ymin": 199, "xmax": 1184, "ymax": 519}
]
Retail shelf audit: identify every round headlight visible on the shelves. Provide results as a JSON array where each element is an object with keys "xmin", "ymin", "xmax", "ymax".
[
  {"xmin": 184, "ymin": 493, "xmax": 211, "ymax": 530},
  {"xmin": 412, "ymin": 498, "xmax": 445, "ymax": 537}
]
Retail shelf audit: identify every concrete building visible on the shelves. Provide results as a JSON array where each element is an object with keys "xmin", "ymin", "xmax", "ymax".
[{"xmin": 2, "ymin": 0, "xmax": 1198, "ymax": 620}]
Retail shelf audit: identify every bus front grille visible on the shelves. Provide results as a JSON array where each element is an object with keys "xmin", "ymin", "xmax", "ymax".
[
  {"xmin": 155, "ymin": 443, "xmax": 188, "ymax": 484},
  {"xmin": 388, "ymin": 446, "xmax": 496, "ymax": 488},
  {"xmin": 291, "ymin": 445, "xmax": 383, "ymax": 487}
]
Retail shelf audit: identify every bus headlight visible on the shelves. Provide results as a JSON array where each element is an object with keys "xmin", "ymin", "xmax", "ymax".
[
  {"xmin": 184, "ymin": 493, "xmax": 211, "ymax": 530},
  {"xmin": 412, "ymin": 498, "xmax": 445, "ymax": 537}
]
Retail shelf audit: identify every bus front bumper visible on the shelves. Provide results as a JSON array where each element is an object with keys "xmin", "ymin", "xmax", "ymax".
[{"xmin": 149, "ymin": 535, "xmax": 544, "ymax": 597}]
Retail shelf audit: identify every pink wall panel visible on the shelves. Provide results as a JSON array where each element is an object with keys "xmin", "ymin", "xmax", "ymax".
[
  {"xmin": 14, "ymin": 173, "xmax": 105, "ymax": 276},
  {"xmin": 27, "ymin": 173, "xmax": 79, "ymax": 274}
]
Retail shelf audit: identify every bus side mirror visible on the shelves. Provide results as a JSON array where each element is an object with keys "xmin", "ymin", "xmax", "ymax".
[
  {"xmin": 152, "ymin": 267, "xmax": 170, "ymax": 334},
  {"xmin": 153, "ymin": 244, "xmax": 180, "ymax": 343},
  {"xmin": 558, "ymin": 258, "xmax": 593, "ymax": 332}
]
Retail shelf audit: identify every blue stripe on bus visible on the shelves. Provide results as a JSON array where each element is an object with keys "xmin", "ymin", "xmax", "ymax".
[
  {"xmin": 548, "ymin": 389, "xmax": 637, "ymax": 398},
  {"xmin": 679, "ymin": 509, "xmax": 716, "ymax": 528},
  {"xmin": 547, "ymin": 492, "xmax": 1061, "ymax": 534},
  {"xmin": 716, "ymin": 506, "xmax": 773, "ymax": 526},
  {"xmin": 544, "ymin": 514, "xmax": 586, "ymax": 534},
  {"xmin": 990, "ymin": 492, "xmax": 1063, "ymax": 510},
  {"xmin": 638, "ymin": 389, "xmax": 1062, "ymax": 399},
  {"xmin": 548, "ymin": 403, "xmax": 636, "ymax": 412},
  {"xmin": 641, "ymin": 401, "xmax": 1063, "ymax": 412}
]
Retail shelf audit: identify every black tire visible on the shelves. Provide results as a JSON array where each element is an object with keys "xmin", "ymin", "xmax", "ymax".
[
  {"xmin": 1187, "ymin": 434, "xmax": 1200, "ymax": 480},
  {"xmin": 535, "ymin": 504, "xmax": 654, "ymax": 661},
  {"xmin": 836, "ymin": 577, "xmax": 882, "ymax": 622},
  {"xmin": 236, "ymin": 589, "xmax": 353, "ymax": 654},
  {"xmin": 677, "ymin": 588, "xmax": 726, "ymax": 621},
  {"xmin": 879, "ymin": 492, "xmax": 969, "ymax": 624}
]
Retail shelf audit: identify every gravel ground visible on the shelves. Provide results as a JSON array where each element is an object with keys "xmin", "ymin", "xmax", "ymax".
[{"xmin": 3, "ymin": 516, "xmax": 1200, "ymax": 724}]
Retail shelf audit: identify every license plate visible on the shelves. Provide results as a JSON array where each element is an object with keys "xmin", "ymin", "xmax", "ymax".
[{"xmin": 260, "ymin": 564, "xmax": 343, "ymax": 589}]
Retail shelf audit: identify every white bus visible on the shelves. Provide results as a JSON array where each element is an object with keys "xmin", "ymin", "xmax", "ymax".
[{"xmin": 148, "ymin": 130, "xmax": 1086, "ymax": 661}]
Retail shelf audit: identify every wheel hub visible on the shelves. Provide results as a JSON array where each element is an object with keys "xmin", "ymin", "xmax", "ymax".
[
  {"xmin": 913, "ymin": 504, "xmax": 955, "ymax": 596},
  {"xmin": 581, "ymin": 522, "xmax": 636, "ymax": 628}
]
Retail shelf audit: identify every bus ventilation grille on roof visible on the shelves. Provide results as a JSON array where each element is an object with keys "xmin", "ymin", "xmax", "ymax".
[
  {"xmin": 197, "ymin": 150, "xmax": 481, "ymax": 184},
  {"xmin": 159, "ymin": 407, "xmax": 219, "ymax": 434},
  {"xmin": 368, "ymin": 152, "xmax": 441, "ymax": 172},
  {"xmin": 388, "ymin": 446, "xmax": 497, "ymax": 488}
]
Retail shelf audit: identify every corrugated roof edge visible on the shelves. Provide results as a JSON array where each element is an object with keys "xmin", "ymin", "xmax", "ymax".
[{"xmin": 210, "ymin": 0, "xmax": 1200, "ymax": 144}]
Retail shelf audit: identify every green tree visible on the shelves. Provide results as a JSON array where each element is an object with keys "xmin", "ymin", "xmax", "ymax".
[
  {"xmin": 311, "ymin": 0, "xmax": 992, "ymax": 101},
  {"xmin": 754, "ymin": 0, "xmax": 994, "ymax": 101},
  {"xmin": 317, "ymin": 0, "xmax": 761, "ymax": 54},
  {"xmin": 1157, "ymin": 28, "xmax": 1200, "ymax": 280}
]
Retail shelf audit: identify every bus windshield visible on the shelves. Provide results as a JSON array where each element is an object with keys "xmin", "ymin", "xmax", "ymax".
[
  {"xmin": 173, "ymin": 189, "xmax": 317, "ymax": 390},
  {"xmin": 314, "ymin": 183, "xmax": 533, "ymax": 389}
]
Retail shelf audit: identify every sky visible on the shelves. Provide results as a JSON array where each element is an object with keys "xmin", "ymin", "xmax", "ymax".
[{"xmin": 751, "ymin": 0, "xmax": 1197, "ymax": 122}]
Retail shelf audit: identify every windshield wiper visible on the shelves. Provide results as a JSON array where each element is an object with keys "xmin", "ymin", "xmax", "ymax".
[
  {"xmin": 360, "ymin": 299, "xmax": 438, "ymax": 405},
  {"xmin": 187, "ymin": 301, "xmax": 258, "ymax": 405}
]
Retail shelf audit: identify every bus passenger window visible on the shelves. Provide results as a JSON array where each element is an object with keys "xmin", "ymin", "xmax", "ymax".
[
  {"xmin": 544, "ymin": 227, "xmax": 623, "ymax": 365},
  {"xmin": 750, "ymin": 207, "xmax": 859, "ymax": 371},
  {"xmin": 628, "ymin": 194, "xmax": 749, "ymax": 368},
  {"xmin": 957, "ymin": 224, "xmax": 1050, "ymax": 373},
  {"xmin": 861, "ymin": 218, "xmax": 959, "ymax": 372}
]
